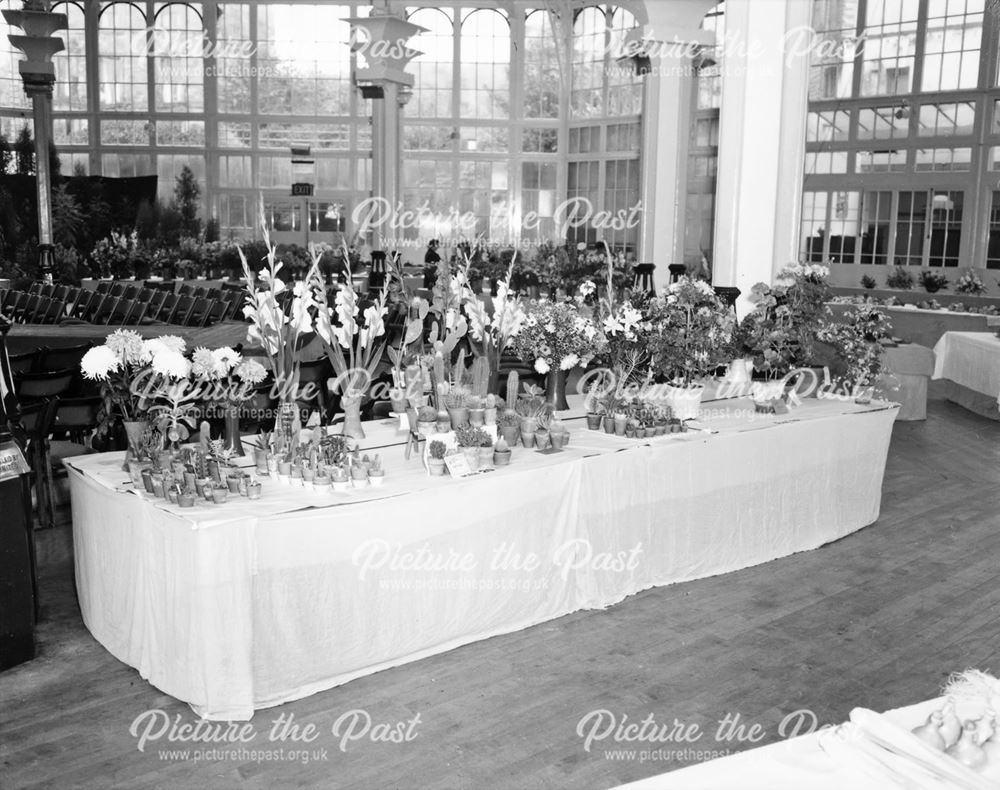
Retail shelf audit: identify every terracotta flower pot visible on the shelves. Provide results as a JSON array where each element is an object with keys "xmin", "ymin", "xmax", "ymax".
[
  {"xmin": 428, "ymin": 458, "xmax": 446, "ymax": 476},
  {"xmin": 586, "ymin": 413, "xmax": 603, "ymax": 430},
  {"xmin": 448, "ymin": 407, "xmax": 470, "ymax": 429},
  {"xmin": 500, "ymin": 425, "xmax": 520, "ymax": 446}
]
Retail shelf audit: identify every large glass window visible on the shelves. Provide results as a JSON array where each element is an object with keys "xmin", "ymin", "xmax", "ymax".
[
  {"xmin": 408, "ymin": 8, "xmax": 453, "ymax": 119},
  {"xmin": 804, "ymin": 0, "xmax": 992, "ymax": 278},
  {"xmin": 524, "ymin": 10, "xmax": 561, "ymax": 119},
  {"xmin": 153, "ymin": 3, "xmax": 204, "ymax": 113},
  {"xmin": 52, "ymin": 2, "xmax": 87, "ymax": 112},
  {"xmin": 459, "ymin": 10, "xmax": 510, "ymax": 120},
  {"xmin": 99, "ymin": 2, "xmax": 149, "ymax": 111}
]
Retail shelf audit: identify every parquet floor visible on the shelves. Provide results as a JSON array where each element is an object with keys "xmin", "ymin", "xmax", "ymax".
[{"xmin": 1, "ymin": 400, "xmax": 998, "ymax": 790}]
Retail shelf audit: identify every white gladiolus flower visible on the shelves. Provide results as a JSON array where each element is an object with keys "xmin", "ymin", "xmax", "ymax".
[
  {"xmin": 80, "ymin": 346, "xmax": 120, "ymax": 380},
  {"xmin": 534, "ymin": 358, "xmax": 551, "ymax": 374}
]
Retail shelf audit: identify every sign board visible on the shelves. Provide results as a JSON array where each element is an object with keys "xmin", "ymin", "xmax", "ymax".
[{"xmin": 291, "ymin": 183, "xmax": 314, "ymax": 197}]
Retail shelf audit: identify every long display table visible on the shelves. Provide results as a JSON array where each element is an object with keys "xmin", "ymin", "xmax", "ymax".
[
  {"xmin": 67, "ymin": 397, "xmax": 898, "ymax": 720},
  {"xmin": 932, "ymin": 331, "xmax": 1000, "ymax": 420}
]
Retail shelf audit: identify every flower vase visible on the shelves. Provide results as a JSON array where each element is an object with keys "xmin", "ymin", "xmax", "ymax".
[
  {"xmin": 341, "ymin": 395, "xmax": 366, "ymax": 440},
  {"xmin": 122, "ymin": 419, "xmax": 149, "ymax": 472},
  {"xmin": 223, "ymin": 404, "xmax": 244, "ymax": 458},
  {"xmin": 545, "ymin": 368, "xmax": 570, "ymax": 411}
]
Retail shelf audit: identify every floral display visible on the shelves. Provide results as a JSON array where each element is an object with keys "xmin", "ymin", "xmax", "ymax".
[
  {"xmin": 89, "ymin": 230, "xmax": 141, "ymax": 280},
  {"xmin": 919, "ymin": 270, "xmax": 949, "ymax": 293},
  {"xmin": 736, "ymin": 263, "xmax": 831, "ymax": 378},
  {"xmin": 511, "ymin": 298, "xmax": 599, "ymax": 375},
  {"xmin": 954, "ymin": 269, "xmax": 986, "ymax": 295},
  {"xmin": 80, "ymin": 329, "xmax": 191, "ymax": 436},
  {"xmin": 458, "ymin": 253, "xmax": 527, "ymax": 385},
  {"xmin": 646, "ymin": 277, "xmax": 736, "ymax": 384},
  {"xmin": 817, "ymin": 303, "xmax": 892, "ymax": 392}
]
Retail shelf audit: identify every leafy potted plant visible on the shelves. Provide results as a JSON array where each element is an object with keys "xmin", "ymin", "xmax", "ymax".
[
  {"xmin": 455, "ymin": 424, "xmax": 488, "ymax": 471},
  {"xmin": 817, "ymin": 303, "xmax": 893, "ymax": 402},
  {"xmin": 919, "ymin": 270, "xmax": 949, "ymax": 293},
  {"xmin": 428, "ymin": 440, "xmax": 447, "ymax": 476},
  {"xmin": 955, "ymin": 269, "xmax": 986, "ymax": 295},
  {"xmin": 860, "ymin": 274, "xmax": 877, "ymax": 290},
  {"xmin": 497, "ymin": 410, "xmax": 520, "ymax": 446},
  {"xmin": 477, "ymin": 431, "xmax": 494, "ymax": 468},
  {"xmin": 886, "ymin": 266, "xmax": 914, "ymax": 290}
]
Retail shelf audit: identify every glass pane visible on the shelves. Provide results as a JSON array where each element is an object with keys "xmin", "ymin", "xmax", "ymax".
[
  {"xmin": 859, "ymin": 191, "xmax": 891, "ymax": 265},
  {"xmin": 859, "ymin": 0, "xmax": 919, "ymax": 96},
  {"xmin": 927, "ymin": 190, "xmax": 962, "ymax": 267},
  {"xmin": 923, "ymin": 0, "xmax": 983, "ymax": 92},
  {"xmin": 895, "ymin": 190, "xmax": 926, "ymax": 266}
]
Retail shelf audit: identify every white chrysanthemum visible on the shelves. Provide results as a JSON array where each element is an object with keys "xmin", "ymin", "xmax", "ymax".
[
  {"xmin": 191, "ymin": 347, "xmax": 217, "ymax": 379},
  {"xmin": 106, "ymin": 329, "xmax": 149, "ymax": 367},
  {"xmin": 154, "ymin": 335, "xmax": 186, "ymax": 354},
  {"xmin": 560, "ymin": 353, "xmax": 579, "ymax": 370},
  {"xmin": 212, "ymin": 346, "xmax": 241, "ymax": 373},
  {"xmin": 234, "ymin": 358, "xmax": 267, "ymax": 385},
  {"xmin": 80, "ymin": 346, "xmax": 120, "ymax": 380},
  {"xmin": 151, "ymin": 349, "xmax": 191, "ymax": 379},
  {"xmin": 534, "ymin": 358, "xmax": 550, "ymax": 374}
]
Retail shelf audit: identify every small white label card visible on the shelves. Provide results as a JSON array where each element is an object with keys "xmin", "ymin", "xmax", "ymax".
[{"xmin": 443, "ymin": 452, "xmax": 476, "ymax": 478}]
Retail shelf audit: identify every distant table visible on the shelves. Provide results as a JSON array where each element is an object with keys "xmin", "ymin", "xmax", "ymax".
[
  {"xmin": 68, "ymin": 398, "xmax": 897, "ymax": 720},
  {"xmin": 883, "ymin": 343, "xmax": 935, "ymax": 421},
  {"xmin": 932, "ymin": 331, "xmax": 1000, "ymax": 420}
]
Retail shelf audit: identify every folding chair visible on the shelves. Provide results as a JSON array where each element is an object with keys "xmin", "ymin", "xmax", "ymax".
[
  {"xmin": 15, "ymin": 368, "xmax": 76, "ymax": 403},
  {"xmin": 152, "ymin": 292, "xmax": 178, "ymax": 322},
  {"xmin": 103, "ymin": 297, "xmax": 134, "ymax": 326},
  {"xmin": 40, "ymin": 298, "xmax": 66, "ymax": 324},
  {"xmin": 95, "ymin": 280, "xmax": 112, "ymax": 295},
  {"xmin": 204, "ymin": 299, "xmax": 228, "ymax": 327},
  {"xmin": 9, "ymin": 349, "xmax": 40, "ymax": 375},
  {"xmin": 169, "ymin": 295, "xmax": 195, "ymax": 324},
  {"xmin": 123, "ymin": 299, "xmax": 148, "ymax": 325},
  {"xmin": 25, "ymin": 296, "xmax": 51, "ymax": 324},
  {"xmin": 39, "ymin": 342, "xmax": 92, "ymax": 373},
  {"xmin": 184, "ymin": 297, "xmax": 212, "ymax": 327}
]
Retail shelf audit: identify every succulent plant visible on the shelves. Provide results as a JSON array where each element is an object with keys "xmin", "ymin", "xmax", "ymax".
[
  {"xmin": 505, "ymin": 370, "xmax": 519, "ymax": 407},
  {"xmin": 455, "ymin": 424, "xmax": 490, "ymax": 448},
  {"xmin": 429, "ymin": 440, "xmax": 447, "ymax": 459}
]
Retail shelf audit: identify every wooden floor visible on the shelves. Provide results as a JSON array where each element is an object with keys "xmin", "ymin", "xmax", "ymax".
[{"xmin": 2, "ymin": 400, "xmax": 999, "ymax": 790}]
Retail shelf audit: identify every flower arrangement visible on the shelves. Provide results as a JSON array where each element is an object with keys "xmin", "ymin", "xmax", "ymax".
[
  {"xmin": 239, "ymin": 208, "xmax": 322, "ymax": 403},
  {"xmin": 646, "ymin": 277, "xmax": 736, "ymax": 384},
  {"xmin": 89, "ymin": 230, "xmax": 140, "ymax": 279},
  {"xmin": 736, "ymin": 263, "xmax": 832, "ymax": 377},
  {"xmin": 817, "ymin": 304, "xmax": 892, "ymax": 390},
  {"xmin": 80, "ymin": 330, "xmax": 191, "ymax": 437},
  {"xmin": 190, "ymin": 347, "xmax": 268, "ymax": 405},
  {"xmin": 954, "ymin": 269, "xmax": 986, "ymax": 295},
  {"xmin": 459, "ymin": 253, "xmax": 527, "ymax": 386},
  {"xmin": 528, "ymin": 241, "xmax": 632, "ymax": 296},
  {"xmin": 511, "ymin": 299, "xmax": 598, "ymax": 376}
]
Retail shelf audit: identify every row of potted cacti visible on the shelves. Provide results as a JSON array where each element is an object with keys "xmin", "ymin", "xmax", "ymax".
[
  {"xmin": 584, "ymin": 401, "xmax": 688, "ymax": 437},
  {"xmin": 427, "ymin": 435, "xmax": 513, "ymax": 476},
  {"xmin": 126, "ymin": 441, "xmax": 263, "ymax": 507},
  {"xmin": 274, "ymin": 450, "xmax": 385, "ymax": 490}
]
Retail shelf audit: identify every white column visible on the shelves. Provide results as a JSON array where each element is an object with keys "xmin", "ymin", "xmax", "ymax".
[
  {"xmin": 712, "ymin": 0, "xmax": 812, "ymax": 315},
  {"xmin": 638, "ymin": 0, "xmax": 717, "ymax": 293}
]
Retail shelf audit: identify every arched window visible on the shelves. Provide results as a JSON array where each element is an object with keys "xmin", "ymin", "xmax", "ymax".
[
  {"xmin": 152, "ymin": 3, "xmax": 204, "ymax": 113},
  {"xmin": 52, "ymin": 2, "xmax": 87, "ymax": 112},
  {"xmin": 257, "ymin": 4, "xmax": 353, "ymax": 116},
  {"xmin": 524, "ymin": 9, "xmax": 561, "ymax": 120},
  {"xmin": 608, "ymin": 7, "xmax": 641, "ymax": 116},
  {"xmin": 459, "ymin": 9, "xmax": 509, "ymax": 120},
  {"xmin": 215, "ymin": 3, "xmax": 251, "ymax": 114},
  {"xmin": 571, "ymin": 6, "xmax": 604, "ymax": 117},
  {"xmin": 408, "ymin": 8, "xmax": 454, "ymax": 119},
  {"xmin": 98, "ymin": 2, "xmax": 148, "ymax": 111}
]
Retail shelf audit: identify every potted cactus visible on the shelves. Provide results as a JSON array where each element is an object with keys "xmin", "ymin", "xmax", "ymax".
[
  {"xmin": 467, "ymin": 395, "xmax": 485, "ymax": 427},
  {"xmin": 369, "ymin": 455, "xmax": 385, "ymax": 486},
  {"xmin": 484, "ymin": 394, "xmax": 500, "ymax": 426},
  {"xmin": 417, "ymin": 405, "xmax": 438, "ymax": 437},
  {"xmin": 477, "ymin": 431, "xmax": 494, "ymax": 468},
  {"xmin": 550, "ymin": 419, "xmax": 569, "ymax": 450},
  {"xmin": 428, "ymin": 440, "xmax": 447, "ymax": 476},
  {"xmin": 331, "ymin": 465, "xmax": 350, "ymax": 492},
  {"xmin": 446, "ymin": 388, "xmax": 470, "ymax": 429},
  {"xmin": 493, "ymin": 436, "xmax": 511, "ymax": 466}
]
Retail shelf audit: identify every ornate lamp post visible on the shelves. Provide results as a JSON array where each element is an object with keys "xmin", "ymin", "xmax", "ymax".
[
  {"xmin": 344, "ymin": 8, "xmax": 424, "ymax": 248},
  {"xmin": 3, "ymin": 0, "xmax": 67, "ymax": 285}
]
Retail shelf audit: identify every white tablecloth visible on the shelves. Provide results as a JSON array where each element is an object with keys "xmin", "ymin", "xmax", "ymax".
[
  {"xmin": 932, "ymin": 332, "xmax": 1000, "ymax": 408},
  {"xmin": 612, "ymin": 699, "xmax": 940, "ymax": 790},
  {"xmin": 69, "ymin": 398, "xmax": 898, "ymax": 720}
]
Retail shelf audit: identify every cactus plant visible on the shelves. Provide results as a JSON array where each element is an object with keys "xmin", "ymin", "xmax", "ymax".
[
  {"xmin": 471, "ymin": 356, "xmax": 490, "ymax": 398},
  {"xmin": 453, "ymin": 348, "xmax": 467, "ymax": 388},
  {"xmin": 506, "ymin": 370, "xmax": 519, "ymax": 408}
]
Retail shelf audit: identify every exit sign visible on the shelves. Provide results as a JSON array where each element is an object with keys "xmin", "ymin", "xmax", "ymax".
[{"xmin": 291, "ymin": 183, "xmax": 314, "ymax": 196}]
